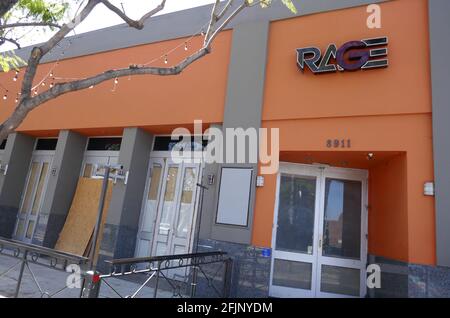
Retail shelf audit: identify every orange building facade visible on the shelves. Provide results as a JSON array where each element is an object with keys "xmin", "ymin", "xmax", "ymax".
[{"xmin": 0, "ymin": 0, "xmax": 449, "ymax": 297}]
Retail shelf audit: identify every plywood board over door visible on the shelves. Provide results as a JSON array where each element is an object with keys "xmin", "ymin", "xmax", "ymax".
[{"xmin": 55, "ymin": 178, "xmax": 113, "ymax": 257}]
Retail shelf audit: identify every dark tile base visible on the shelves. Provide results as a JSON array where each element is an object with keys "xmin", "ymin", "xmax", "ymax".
[
  {"xmin": 97, "ymin": 223, "xmax": 138, "ymax": 273},
  {"xmin": 410, "ymin": 264, "xmax": 450, "ymax": 298},
  {"xmin": 367, "ymin": 255, "xmax": 409, "ymax": 298},
  {"xmin": 0, "ymin": 205, "xmax": 18, "ymax": 238},
  {"xmin": 368, "ymin": 254, "xmax": 450, "ymax": 298},
  {"xmin": 195, "ymin": 239, "xmax": 271, "ymax": 298},
  {"xmin": 30, "ymin": 211, "xmax": 69, "ymax": 248}
]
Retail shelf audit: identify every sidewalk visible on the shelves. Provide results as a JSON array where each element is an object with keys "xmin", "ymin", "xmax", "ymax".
[{"xmin": 0, "ymin": 254, "xmax": 177, "ymax": 298}]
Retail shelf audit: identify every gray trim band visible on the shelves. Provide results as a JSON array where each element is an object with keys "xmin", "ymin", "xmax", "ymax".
[
  {"xmin": 14, "ymin": 0, "xmax": 388, "ymax": 64},
  {"xmin": 428, "ymin": 0, "xmax": 450, "ymax": 267}
]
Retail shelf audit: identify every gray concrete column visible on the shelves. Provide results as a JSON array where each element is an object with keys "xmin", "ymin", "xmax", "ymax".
[
  {"xmin": 32, "ymin": 130, "xmax": 87, "ymax": 247},
  {"xmin": 199, "ymin": 21, "xmax": 269, "ymax": 245},
  {"xmin": 0, "ymin": 133, "xmax": 35, "ymax": 238},
  {"xmin": 428, "ymin": 0, "xmax": 450, "ymax": 267},
  {"xmin": 98, "ymin": 128, "xmax": 153, "ymax": 264},
  {"xmin": 197, "ymin": 162, "xmax": 220, "ymax": 240}
]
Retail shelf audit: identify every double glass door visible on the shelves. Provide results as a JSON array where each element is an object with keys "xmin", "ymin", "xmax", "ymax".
[
  {"xmin": 270, "ymin": 163, "xmax": 368, "ymax": 298},
  {"xmin": 14, "ymin": 154, "xmax": 53, "ymax": 243},
  {"xmin": 136, "ymin": 158, "xmax": 202, "ymax": 267}
]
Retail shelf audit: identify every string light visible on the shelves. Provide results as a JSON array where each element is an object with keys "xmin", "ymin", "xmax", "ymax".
[
  {"xmin": 30, "ymin": 38, "xmax": 73, "ymax": 93},
  {"xmin": 141, "ymin": 21, "xmax": 209, "ymax": 67},
  {"xmin": 111, "ymin": 77, "xmax": 119, "ymax": 92},
  {"xmin": 10, "ymin": 20, "xmax": 211, "ymax": 100},
  {"xmin": 1, "ymin": 38, "xmax": 76, "ymax": 103},
  {"xmin": 0, "ymin": 82, "xmax": 10, "ymax": 101}
]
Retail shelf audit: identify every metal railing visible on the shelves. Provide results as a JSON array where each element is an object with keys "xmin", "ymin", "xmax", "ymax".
[
  {"xmin": 0, "ymin": 237, "xmax": 89, "ymax": 298},
  {"xmin": 83, "ymin": 251, "xmax": 233, "ymax": 298}
]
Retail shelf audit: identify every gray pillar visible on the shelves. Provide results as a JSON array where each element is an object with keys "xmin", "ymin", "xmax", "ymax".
[
  {"xmin": 0, "ymin": 133, "xmax": 35, "ymax": 238},
  {"xmin": 98, "ymin": 128, "xmax": 153, "ymax": 265},
  {"xmin": 199, "ymin": 21, "xmax": 269, "ymax": 245},
  {"xmin": 198, "ymin": 161, "xmax": 220, "ymax": 240},
  {"xmin": 428, "ymin": 0, "xmax": 450, "ymax": 267},
  {"xmin": 32, "ymin": 130, "xmax": 87, "ymax": 247}
]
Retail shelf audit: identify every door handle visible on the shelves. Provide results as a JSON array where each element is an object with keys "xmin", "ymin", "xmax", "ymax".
[{"xmin": 318, "ymin": 236, "xmax": 323, "ymax": 249}]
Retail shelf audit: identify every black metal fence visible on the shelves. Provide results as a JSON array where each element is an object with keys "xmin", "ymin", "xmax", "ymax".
[
  {"xmin": 0, "ymin": 237, "xmax": 89, "ymax": 298},
  {"xmin": 82, "ymin": 251, "xmax": 233, "ymax": 298},
  {"xmin": 0, "ymin": 237, "xmax": 233, "ymax": 298}
]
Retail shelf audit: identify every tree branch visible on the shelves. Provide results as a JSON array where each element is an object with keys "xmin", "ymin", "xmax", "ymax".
[
  {"xmin": 0, "ymin": 22, "xmax": 61, "ymax": 30},
  {"xmin": 100, "ymin": 0, "xmax": 166, "ymax": 30},
  {"xmin": 205, "ymin": 1, "xmax": 248, "ymax": 48},
  {"xmin": 0, "ymin": 36, "xmax": 21, "ymax": 49},
  {"xmin": 0, "ymin": 0, "xmax": 255, "ymax": 141},
  {"xmin": 0, "ymin": 47, "xmax": 210, "ymax": 140},
  {"xmin": 20, "ymin": 0, "xmax": 100, "ymax": 98},
  {"xmin": 217, "ymin": 0, "xmax": 235, "ymax": 21},
  {"xmin": 204, "ymin": 0, "xmax": 221, "ymax": 46}
]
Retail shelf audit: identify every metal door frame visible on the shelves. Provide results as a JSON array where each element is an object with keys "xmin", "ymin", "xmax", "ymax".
[{"xmin": 269, "ymin": 162, "xmax": 368, "ymax": 298}]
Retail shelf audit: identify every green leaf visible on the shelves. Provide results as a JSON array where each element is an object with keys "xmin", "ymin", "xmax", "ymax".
[
  {"xmin": 253, "ymin": 0, "xmax": 298, "ymax": 13},
  {"xmin": 15, "ymin": 0, "xmax": 70, "ymax": 23},
  {"xmin": 0, "ymin": 52, "xmax": 27, "ymax": 72}
]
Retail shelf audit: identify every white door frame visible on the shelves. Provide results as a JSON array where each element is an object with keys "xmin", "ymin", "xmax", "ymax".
[
  {"xmin": 269, "ymin": 162, "xmax": 368, "ymax": 298},
  {"xmin": 136, "ymin": 151, "xmax": 204, "ymax": 259},
  {"xmin": 14, "ymin": 152, "xmax": 54, "ymax": 243},
  {"xmin": 80, "ymin": 150, "xmax": 119, "ymax": 178},
  {"xmin": 150, "ymin": 157, "xmax": 185, "ymax": 256},
  {"xmin": 135, "ymin": 157, "xmax": 165, "ymax": 259}
]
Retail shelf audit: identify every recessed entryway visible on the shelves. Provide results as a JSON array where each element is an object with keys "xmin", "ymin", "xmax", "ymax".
[
  {"xmin": 269, "ymin": 162, "xmax": 368, "ymax": 298},
  {"xmin": 13, "ymin": 138, "xmax": 57, "ymax": 243},
  {"xmin": 135, "ymin": 136, "xmax": 205, "ymax": 279}
]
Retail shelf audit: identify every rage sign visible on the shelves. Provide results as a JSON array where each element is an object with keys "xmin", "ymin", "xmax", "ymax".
[{"xmin": 296, "ymin": 37, "xmax": 388, "ymax": 74}]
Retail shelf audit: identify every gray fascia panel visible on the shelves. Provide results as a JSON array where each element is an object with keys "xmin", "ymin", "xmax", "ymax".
[
  {"xmin": 13, "ymin": 0, "xmax": 388, "ymax": 64},
  {"xmin": 428, "ymin": 0, "xmax": 450, "ymax": 268}
]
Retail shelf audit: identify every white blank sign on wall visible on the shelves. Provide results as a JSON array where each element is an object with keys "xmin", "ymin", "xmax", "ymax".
[{"xmin": 216, "ymin": 167, "xmax": 253, "ymax": 226}]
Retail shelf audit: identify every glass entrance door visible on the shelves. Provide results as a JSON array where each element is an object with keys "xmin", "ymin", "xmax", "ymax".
[
  {"xmin": 270, "ymin": 163, "xmax": 368, "ymax": 298},
  {"xmin": 14, "ymin": 155, "xmax": 53, "ymax": 243}
]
